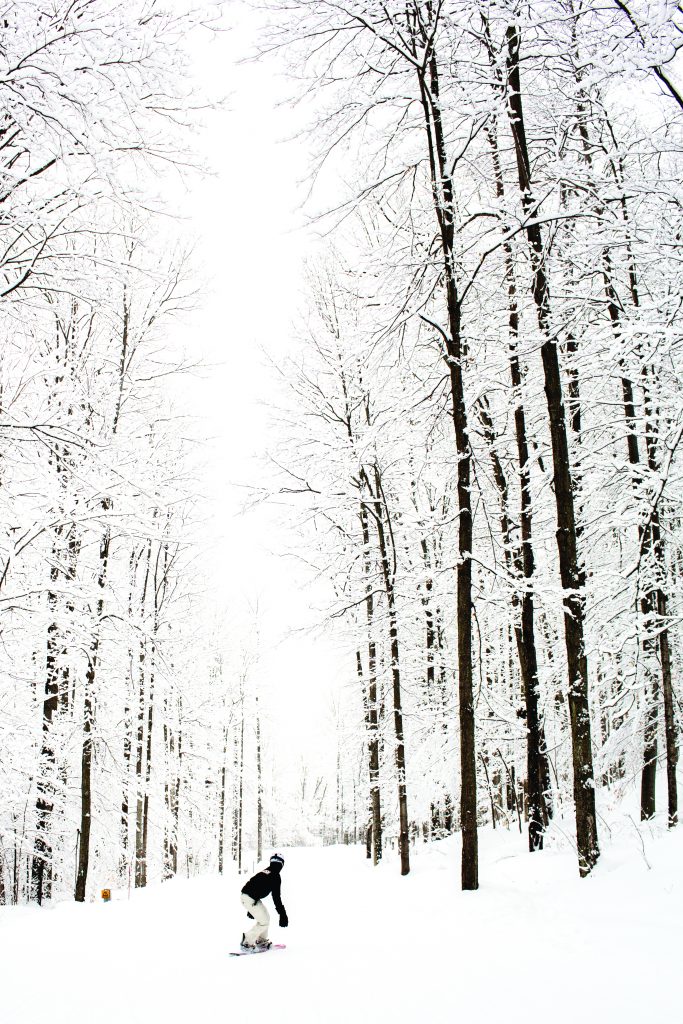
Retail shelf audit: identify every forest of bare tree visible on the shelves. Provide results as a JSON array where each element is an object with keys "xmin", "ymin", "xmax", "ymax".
[
  {"xmin": 262, "ymin": 0, "xmax": 683, "ymax": 889},
  {"xmin": 1, "ymin": 1, "xmax": 681, "ymax": 930}
]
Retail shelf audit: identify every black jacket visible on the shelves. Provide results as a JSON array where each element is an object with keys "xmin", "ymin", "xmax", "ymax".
[{"xmin": 242, "ymin": 868, "xmax": 286, "ymax": 916}]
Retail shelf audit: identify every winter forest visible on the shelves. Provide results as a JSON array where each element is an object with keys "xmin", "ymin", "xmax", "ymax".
[{"xmin": 1, "ymin": 1, "xmax": 682, "ymax": 1021}]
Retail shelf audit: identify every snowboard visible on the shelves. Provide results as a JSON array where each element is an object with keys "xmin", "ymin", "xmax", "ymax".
[{"xmin": 229, "ymin": 943, "xmax": 286, "ymax": 957}]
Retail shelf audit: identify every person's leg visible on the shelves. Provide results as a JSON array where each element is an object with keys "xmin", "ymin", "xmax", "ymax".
[
  {"xmin": 240, "ymin": 894, "xmax": 270, "ymax": 945},
  {"xmin": 240, "ymin": 894, "xmax": 258, "ymax": 946},
  {"xmin": 251, "ymin": 900, "xmax": 270, "ymax": 944}
]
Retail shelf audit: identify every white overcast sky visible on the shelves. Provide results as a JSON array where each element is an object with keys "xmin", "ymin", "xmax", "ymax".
[{"xmin": 169, "ymin": 2, "xmax": 350, "ymax": 783}]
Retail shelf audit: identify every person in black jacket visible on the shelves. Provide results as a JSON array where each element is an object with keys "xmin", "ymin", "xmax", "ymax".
[{"xmin": 239, "ymin": 852, "xmax": 289, "ymax": 951}]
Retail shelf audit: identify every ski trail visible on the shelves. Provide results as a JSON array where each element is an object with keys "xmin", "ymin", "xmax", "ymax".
[{"xmin": 1, "ymin": 832, "xmax": 682, "ymax": 1024}]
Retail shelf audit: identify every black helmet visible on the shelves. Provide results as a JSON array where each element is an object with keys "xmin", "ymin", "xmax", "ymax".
[{"xmin": 270, "ymin": 853, "xmax": 285, "ymax": 872}]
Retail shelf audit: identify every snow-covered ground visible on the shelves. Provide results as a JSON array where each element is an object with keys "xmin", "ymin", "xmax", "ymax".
[{"xmin": 2, "ymin": 815, "xmax": 680, "ymax": 1024}]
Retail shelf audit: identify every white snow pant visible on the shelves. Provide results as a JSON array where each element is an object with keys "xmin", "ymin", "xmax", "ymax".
[{"xmin": 241, "ymin": 893, "xmax": 270, "ymax": 945}]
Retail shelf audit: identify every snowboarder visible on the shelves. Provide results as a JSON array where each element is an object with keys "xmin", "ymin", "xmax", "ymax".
[{"xmin": 239, "ymin": 852, "xmax": 289, "ymax": 951}]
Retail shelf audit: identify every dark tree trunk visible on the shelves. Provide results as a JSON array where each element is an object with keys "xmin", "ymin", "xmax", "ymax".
[
  {"xmin": 640, "ymin": 378, "xmax": 663, "ymax": 821},
  {"xmin": 134, "ymin": 638, "xmax": 147, "ymax": 888},
  {"xmin": 415, "ymin": 24, "xmax": 477, "ymax": 890},
  {"xmin": 32, "ymin": 557, "xmax": 62, "ymax": 904},
  {"xmin": 218, "ymin": 724, "xmax": 228, "ymax": 874},
  {"xmin": 120, "ymin": 549, "xmax": 140, "ymax": 881},
  {"xmin": 418, "ymin": 533, "xmax": 437, "ymax": 695},
  {"xmin": 641, "ymin": 365, "xmax": 678, "ymax": 824},
  {"xmin": 657, "ymin": 586, "xmax": 678, "ymax": 826},
  {"xmin": 232, "ymin": 726, "xmax": 240, "ymax": 863},
  {"xmin": 163, "ymin": 715, "xmax": 171, "ymax": 878},
  {"xmin": 476, "ymin": 395, "xmax": 548, "ymax": 850},
  {"xmin": 163, "ymin": 697, "xmax": 180, "ymax": 880},
  {"xmin": 75, "ymin": 678, "xmax": 94, "ymax": 903},
  {"xmin": 640, "ymin": 630, "xmax": 658, "ymax": 822},
  {"xmin": 133, "ymin": 535, "xmax": 159, "ymax": 889},
  {"xmin": 134, "ymin": 540, "xmax": 152, "ymax": 888},
  {"xmin": 75, "ymin": 513, "xmax": 111, "ymax": 902},
  {"xmin": 505, "ymin": 24, "xmax": 598, "ymax": 875},
  {"xmin": 171, "ymin": 707, "xmax": 181, "ymax": 877},
  {"xmin": 360, "ymin": 501, "xmax": 382, "ymax": 865},
  {"xmin": 417, "ymin": 524, "xmax": 456, "ymax": 833},
  {"xmin": 234, "ymin": 676, "xmax": 245, "ymax": 873},
  {"xmin": 120, "ymin": 703, "xmax": 132, "ymax": 879},
  {"xmin": 256, "ymin": 695, "xmax": 263, "ymax": 862},
  {"xmin": 140, "ymin": 663, "xmax": 155, "ymax": 884},
  {"xmin": 369, "ymin": 467, "xmax": 409, "ymax": 875}
]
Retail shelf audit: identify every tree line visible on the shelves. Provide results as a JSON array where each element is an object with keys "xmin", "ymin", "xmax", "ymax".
[
  {"xmin": 0, "ymin": 0, "xmax": 277, "ymax": 906},
  {"xmin": 264, "ymin": 0, "xmax": 683, "ymax": 887}
]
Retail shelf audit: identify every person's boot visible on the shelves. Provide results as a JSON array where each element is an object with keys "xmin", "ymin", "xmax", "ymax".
[
  {"xmin": 255, "ymin": 938, "xmax": 272, "ymax": 950},
  {"xmin": 240, "ymin": 934, "xmax": 256, "ymax": 951}
]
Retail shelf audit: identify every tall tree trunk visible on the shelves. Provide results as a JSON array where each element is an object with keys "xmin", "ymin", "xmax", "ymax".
[
  {"xmin": 256, "ymin": 694, "xmax": 263, "ymax": 862},
  {"xmin": 505, "ymin": 23, "xmax": 599, "ymax": 875},
  {"xmin": 120, "ymin": 547, "xmax": 141, "ymax": 880},
  {"xmin": 163, "ymin": 712, "xmax": 171, "ymax": 878},
  {"xmin": 218, "ymin": 724, "xmax": 228, "ymax": 874},
  {"xmin": 640, "ymin": 365, "xmax": 677, "ymax": 824},
  {"xmin": 476, "ymin": 395, "xmax": 548, "ymax": 849},
  {"xmin": 75, "ymin": 670, "xmax": 94, "ymax": 903},
  {"xmin": 171, "ymin": 700, "xmax": 182, "ymax": 877},
  {"xmin": 367, "ymin": 466, "xmax": 409, "ymax": 875},
  {"xmin": 0, "ymin": 845, "xmax": 6, "ymax": 906},
  {"xmin": 140, "ymin": 667, "xmax": 155, "ymax": 886},
  {"xmin": 415, "ymin": 25, "xmax": 477, "ymax": 890},
  {"xmin": 238, "ymin": 712, "xmax": 244, "ymax": 873},
  {"xmin": 120, "ymin": 701, "xmax": 132, "ymax": 879},
  {"xmin": 234, "ymin": 674, "xmax": 245, "ymax": 874},
  {"xmin": 134, "ymin": 538, "xmax": 153, "ymax": 888},
  {"xmin": 134, "ymin": 639, "xmax": 147, "ymax": 888},
  {"xmin": 75, "ymin": 517, "xmax": 111, "ymax": 901},
  {"xmin": 360, "ymin": 500, "xmax": 382, "ymax": 865},
  {"xmin": 32, "ymin": 556, "xmax": 62, "ymax": 904},
  {"xmin": 418, "ymin": 531, "xmax": 437, "ymax": 694},
  {"xmin": 484, "ymin": 18, "xmax": 556, "ymax": 841},
  {"xmin": 232, "ymin": 724, "xmax": 240, "ymax": 863},
  {"xmin": 58, "ymin": 525, "xmax": 80, "ymax": 715},
  {"xmin": 657, "ymin": 586, "xmax": 678, "ymax": 826},
  {"xmin": 163, "ymin": 695, "xmax": 179, "ymax": 881}
]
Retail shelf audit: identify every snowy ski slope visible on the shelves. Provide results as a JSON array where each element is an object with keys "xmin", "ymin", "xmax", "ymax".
[{"xmin": 1, "ymin": 815, "xmax": 680, "ymax": 1024}]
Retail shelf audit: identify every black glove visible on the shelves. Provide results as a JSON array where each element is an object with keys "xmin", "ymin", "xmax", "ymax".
[
  {"xmin": 247, "ymin": 912, "xmax": 254, "ymax": 920},
  {"xmin": 279, "ymin": 913, "xmax": 288, "ymax": 928}
]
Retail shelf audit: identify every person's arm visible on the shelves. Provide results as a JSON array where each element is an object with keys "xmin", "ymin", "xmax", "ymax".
[{"xmin": 272, "ymin": 874, "xmax": 288, "ymax": 925}]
